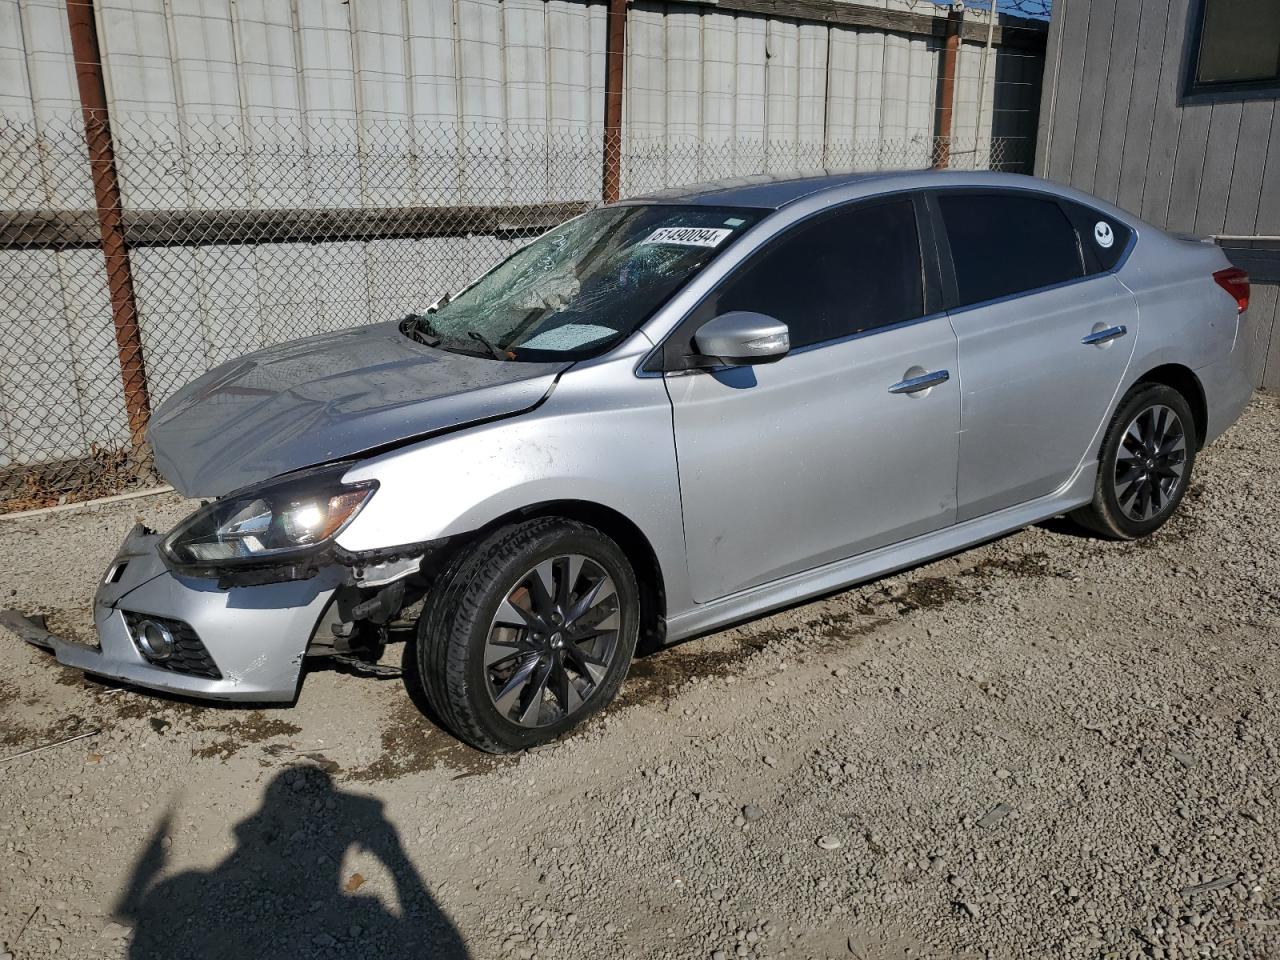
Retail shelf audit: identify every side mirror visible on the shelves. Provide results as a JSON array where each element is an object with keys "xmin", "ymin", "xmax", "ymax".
[{"xmin": 692, "ymin": 312, "xmax": 790, "ymax": 366}]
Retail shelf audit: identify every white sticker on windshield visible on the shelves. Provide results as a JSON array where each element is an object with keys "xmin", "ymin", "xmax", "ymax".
[{"xmin": 641, "ymin": 226, "xmax": 733, "ymax": 248}]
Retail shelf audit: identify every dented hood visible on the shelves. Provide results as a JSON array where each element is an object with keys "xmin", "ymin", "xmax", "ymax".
[{"xmin": 149, "ymin": 322, "xmax": 566, "ymax": 498}]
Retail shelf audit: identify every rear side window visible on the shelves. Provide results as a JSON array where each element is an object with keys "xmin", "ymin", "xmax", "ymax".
[
  {"xmin": 691, "ymin": 199, "xmax": 924, "ymax": 350},
  {"xmin": 939, "ymin": 193, "xmax": 1085, "ymax": 308},
  {"xmin": 1059, "ymin": 200, "xmax": 1133, "ymax": 273}
]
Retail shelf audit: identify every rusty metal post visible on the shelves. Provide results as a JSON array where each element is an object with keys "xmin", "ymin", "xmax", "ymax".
[
  {"xmin": 934, "ymin": 6, "xmax": 964, "ymax": 170},
  {"xmin": 65, "ymin": 0, "xmax": 152, "ymax": 452},
  {"xmin": 602, "ymin": 0, "xmax": 627, "ymax": 204}
]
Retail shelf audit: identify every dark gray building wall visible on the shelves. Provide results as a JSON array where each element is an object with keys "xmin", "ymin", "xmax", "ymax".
[{"xmin": 1035, "ymin": 0, "xmax": 1280, "ymax": 391}]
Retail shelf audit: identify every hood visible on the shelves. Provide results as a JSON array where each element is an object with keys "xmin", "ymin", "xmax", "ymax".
[{"xmin": 148, "ymin": 321, "xmax": 566, "ymax": 498}]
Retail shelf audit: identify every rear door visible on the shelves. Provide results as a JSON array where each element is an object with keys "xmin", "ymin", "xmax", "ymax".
[
  {"xmin": 663, "ymin": 195, "xmax": 961, "ymax": 603},
  {"xmin": 933, "ymin": 190, "xmax": 1139, "ymax": 521}
]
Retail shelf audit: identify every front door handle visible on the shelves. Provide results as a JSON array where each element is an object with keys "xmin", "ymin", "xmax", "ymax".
[
  {"xmin": 1081, "ymin": 324, "xmax": 1127, "ymax": 346},
  {"xmin": 888, "ymin": 369, "xmax": 950, "ymax": 395}
]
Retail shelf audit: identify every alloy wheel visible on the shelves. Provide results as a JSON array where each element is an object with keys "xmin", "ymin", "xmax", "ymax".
[
  {"xmin": 1114, "ymin": 403, "xmax": 1187, "ymax": 522},
  {"xmin": 483, "ymin": 554, "xmax": 621, "ymax": 727}
]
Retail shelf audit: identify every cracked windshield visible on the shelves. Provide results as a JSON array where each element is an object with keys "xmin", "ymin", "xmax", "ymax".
[{"xmin": 410, "ymin": 205, "xmax": 762, "ymax": 361}]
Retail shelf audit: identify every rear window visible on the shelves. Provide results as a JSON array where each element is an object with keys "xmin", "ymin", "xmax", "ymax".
[{"xmin": 939, "ymin": 193, "xmax": 1086, "ymax": 308}]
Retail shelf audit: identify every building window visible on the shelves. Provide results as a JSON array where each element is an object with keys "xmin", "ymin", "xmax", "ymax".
[{"xmin": 1185, "ymin": 0, "xmax": 1280, "ymax": 100}]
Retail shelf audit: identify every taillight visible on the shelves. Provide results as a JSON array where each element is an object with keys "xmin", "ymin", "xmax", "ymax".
[{"xmin": 1213, "ymin": 267, "xmax": 1250, "ymax": 314}]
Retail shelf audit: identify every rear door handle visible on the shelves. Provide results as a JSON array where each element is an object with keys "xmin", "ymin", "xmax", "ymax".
[
  {"xmin": 1081, "ymin": 324, "xmax": 1127, "ymax": 346},
  {"xmin": 888, "ymin": 369, "xmax": 950, "ymax": 395}
]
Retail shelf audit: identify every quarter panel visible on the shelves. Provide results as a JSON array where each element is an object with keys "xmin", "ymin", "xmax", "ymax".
[{"xmin": 1121, "ymin": 250, "xmax": 1240, "ymax": 373}]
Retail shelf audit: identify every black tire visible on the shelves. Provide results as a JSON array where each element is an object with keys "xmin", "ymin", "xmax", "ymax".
[
  {"xmin": 409, "ymin": 517, "xmax": 640, "ymax": 753},
  {"xmin": 1071, "ymin": 383, "xmax": 1198, "ymax": 540}
]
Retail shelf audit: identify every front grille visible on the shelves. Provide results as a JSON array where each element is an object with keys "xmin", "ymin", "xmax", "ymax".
[{"xmin": 122, "ymin": 612, "xmax": 222, "ymax": 680}]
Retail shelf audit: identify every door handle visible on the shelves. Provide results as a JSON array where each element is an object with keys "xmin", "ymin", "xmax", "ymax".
[
  {"xmin": 1081, "ymin": 324, "xmax": 1127, "ymax": 346},
  {"xmin": 888, "ymin": 369, "xmax": 950, "ymax": 395}
]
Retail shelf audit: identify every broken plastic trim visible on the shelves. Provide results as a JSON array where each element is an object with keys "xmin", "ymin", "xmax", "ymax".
[{"xmin": 205, "ymin": 537, "xmax": 450, "ymax": 591}]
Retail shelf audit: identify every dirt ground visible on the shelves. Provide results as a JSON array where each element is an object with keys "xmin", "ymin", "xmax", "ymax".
[{"xmin": 0, "ymin": 395, "xmax": 1277, "ymax": 960}]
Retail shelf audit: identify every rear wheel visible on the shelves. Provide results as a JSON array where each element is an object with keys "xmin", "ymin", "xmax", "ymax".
[
  {"xmin": 1071, "ymin": 383, "xmax": 1197, "ymax": 540},
  {"xmin": 410, "ymin": 517, "xmax": 639, "ymax": 753}
]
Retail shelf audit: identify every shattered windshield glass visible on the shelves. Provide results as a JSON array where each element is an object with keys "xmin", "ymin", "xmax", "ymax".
[{"xmin": 410, "ymin": 205, "xmax": 763, "ymax": 361}]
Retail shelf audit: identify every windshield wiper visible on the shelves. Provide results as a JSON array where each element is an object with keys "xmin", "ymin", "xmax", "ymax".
[
  {"xmin": 399, "ymin": 313, "xmax": 441, "ymax": 347},
  {"xmin": 466, "ymin": 330, "xmax": 507, "ymax": 361}
]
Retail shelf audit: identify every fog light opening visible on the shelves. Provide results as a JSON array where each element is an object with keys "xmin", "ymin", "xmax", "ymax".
[{"xmin": 134, "ymin": 619, "xmax": 175, "ymax": 662}]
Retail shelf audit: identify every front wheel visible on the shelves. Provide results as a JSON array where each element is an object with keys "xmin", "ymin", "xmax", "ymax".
[
  {"xmin": 1071, "ymin": 383, "xmax": 1197, "ymax": 540},
  {"xmin": 411, "ymin": 517, "xmax": 640, "ymax": 753}
]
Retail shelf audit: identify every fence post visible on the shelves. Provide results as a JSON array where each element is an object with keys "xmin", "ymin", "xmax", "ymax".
[
  {"xmin": 601, "ymin": 0, "xmax": 627, "ymax": 203},
  {"xmin": 65, "ymin": 0, "xmax": 152, "ymax": 454},
  {"xmin": 934, "ymin": 5, "xmax": 965, "ymax": 169}
]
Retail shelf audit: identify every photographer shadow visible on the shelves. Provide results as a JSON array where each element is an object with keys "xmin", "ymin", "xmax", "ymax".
[{"xmin": 115, "ymin": 766, "xmax": 469, "ymax": 959}]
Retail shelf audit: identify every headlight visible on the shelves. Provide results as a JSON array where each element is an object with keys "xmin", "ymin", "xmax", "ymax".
[{"xmin": 161, "ymin": 463, "xmax": 377, "ymax": 571}]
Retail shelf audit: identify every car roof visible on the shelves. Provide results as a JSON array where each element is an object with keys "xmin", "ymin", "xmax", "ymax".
[{"xmin": 624, "ymin": 169, "xmax": 1071, "ymax": 211}]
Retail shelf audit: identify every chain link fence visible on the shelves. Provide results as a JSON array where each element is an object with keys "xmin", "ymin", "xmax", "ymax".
[{"xmin": 0, "ymin": 112, "xmax": 1027, "ymax": 512}]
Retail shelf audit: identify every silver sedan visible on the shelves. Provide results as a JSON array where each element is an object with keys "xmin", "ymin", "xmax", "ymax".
[{"xmin": 6, "ymin": 170, "xmax": 1254, "ymax": 752}]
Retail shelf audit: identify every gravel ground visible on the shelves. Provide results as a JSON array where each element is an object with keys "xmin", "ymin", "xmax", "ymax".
[{"xmin": 0, "ymin": 394, "xmax": 1277, "ymax": 960}]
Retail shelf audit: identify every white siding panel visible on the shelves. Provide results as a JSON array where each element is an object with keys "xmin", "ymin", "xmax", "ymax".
[
  {"xmin": 547, "ymin": 0, "xmax": 599, "ymax": 201},
  {"xmin": 906, "ymin": 36, "xmax": 936, "ymax": 167},
  {"xmin": 132, "ymin": 246, "xmax": 205, "ymax": 404},
  {"xmin": 852, "ymin": 30, "xmax": 885, "ymax": 169},
  {"xmin": 232, "ymin": 0, "xmax": 303, "ymax": 121},
  {"xmin": 296, "ymin": 0, "xmax": 357, "ymax": 120},
  {"xmin": 318, "ymin": 241, "xmax": 370, "ymax": 333},
  {"xmin": 365, "ymin": 238, "xmax": 428, "ymax": 324},
  {"xmin": 623, "ymin": 3, "xmax": 666, "ymax": 196},
  {"xmin": 170, "ymin": 0, "xmax": 249, "ymax": 207},
  {"xmin": 195, "ymin": 245, "xmax": 262, "ymax": 366},
  {"xmin": 58, "ymin": 248, "xmax": 128, "ymax": 452},
  {"xmin": 503, "ymin": 0, "xmax": 549, "ymax": 202},
  {"xmin": 96, "ymin": 0, "xmax": 178, "ymax": 116},
  {"xmin": 825, "ymin": 27, "xmax": 857, "ymax": 147},
  {"xmin": 458, "ymin": 0, "xmax": 507, "ymax": 203},
  {"xmin": 97, "ymin": 0, "xmax": 185, "ymax": 209},
  {"xmin": 764, "ymin": 18, "xmax": 798, "ymax": 172},
  {"xmin": 353, "ymin": 0, "xmax": 413, "ymax": 207},
  {"xmin": 252, "ymin": 242, "xmax": 322, "ymax": 347},
  {"xmin": 666, "ymin": 5, "xmax": 700, "ymax": 183},
  {"xmin": 880, "ymin": 31, "xmax": 911, "ymax": 161},
  {"xmin": 296, "ymin": 0, "xmax": 359, "ymax": 207},
  {"xmin": 231, "ymin": 0, "xmax": 305, "ymax": 208},
  {"xmin": 700, "ymin": 10, "xmax": 735, "ymax": 180},
  {"xmin": 406, "ymin": 0, "xmax": 460, "ymax": 206},
  {"xmin": 11, "ymin": 0, "xmax": 82, "ymax": 125},
  {"xmin": 168, "ymin": 0, "xmax": 240, "ymax": 117},
  {"xmin": 0, "ymin": 0, "xmax": 34, "ymax": 117},
  {"xmin": 0, "ymin": 250, "xmax": 87, "ymax": 462},
  {"xmin": 796, "ymin": 23, "xmax": 827, "ymax": 168}
]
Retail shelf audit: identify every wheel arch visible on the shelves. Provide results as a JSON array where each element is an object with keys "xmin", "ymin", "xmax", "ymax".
[
  {"xmin": 1132, "ymin": 363, "xmax": 1208, "ymax": 449},
  {"xmin": 429, "ymin": 499, "xmax": 668, "ymax": 651}
]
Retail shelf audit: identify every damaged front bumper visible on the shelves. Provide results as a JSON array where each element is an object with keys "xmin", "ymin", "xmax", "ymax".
[{"xmin": 3, "ymin": 524, "xmax": 344, "ymax": 702}]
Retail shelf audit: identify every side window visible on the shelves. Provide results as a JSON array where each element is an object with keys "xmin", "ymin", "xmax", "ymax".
[
  {"xmin": 1059, "ymin": 200, "xmax": 1133, "ymax": 274},
  {"xmin": 938, "ymin": 193, "xmax": 1085, "ymax": 308},
  {"xmin": 690, "ymin": 199, "xmax": 924, "ymax": 350}
]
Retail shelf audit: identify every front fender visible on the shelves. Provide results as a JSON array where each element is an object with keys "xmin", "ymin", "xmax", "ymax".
[{"xmin": 334, "ymin": 358, "xmax": 685, "ymax": 590}]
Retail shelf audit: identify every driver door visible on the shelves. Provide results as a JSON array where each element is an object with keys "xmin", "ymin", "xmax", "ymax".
[{"xmin": 662, "ymin": 196, "xmax": 961, "ymax": 603}]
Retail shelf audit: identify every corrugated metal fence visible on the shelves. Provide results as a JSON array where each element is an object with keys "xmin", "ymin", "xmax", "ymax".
[{"xmin": 0, "ymin": 0, "xmax": 1047, "ymax": 510}]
